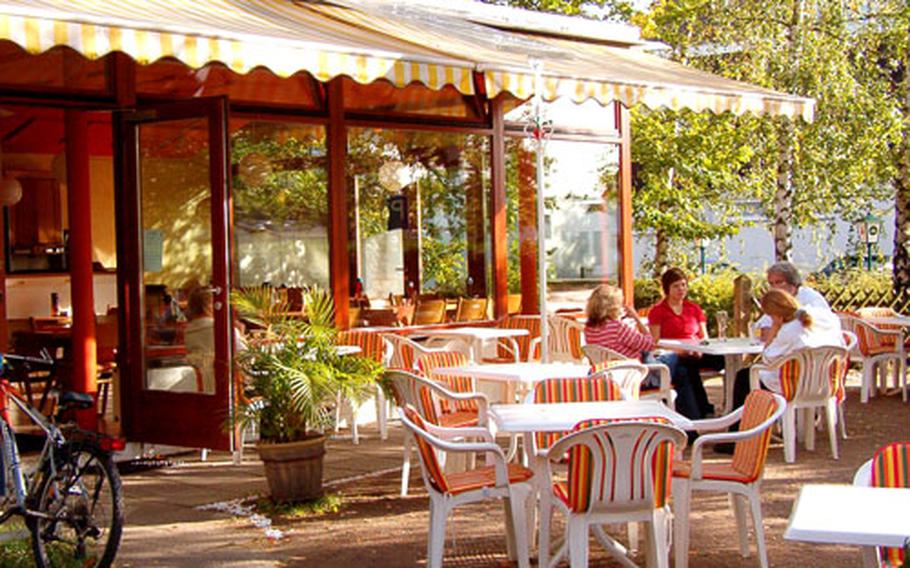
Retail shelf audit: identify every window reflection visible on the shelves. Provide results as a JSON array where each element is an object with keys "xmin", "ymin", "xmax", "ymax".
[
  {"xmin": 230, "ymin": 119, "xmax": 328, "ymax": 289},
  {"xmin": 348, "ymin": 128, "xmax": 490, "ymax": 307}
]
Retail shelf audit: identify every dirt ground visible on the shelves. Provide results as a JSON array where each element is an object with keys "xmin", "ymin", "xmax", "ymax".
[
  {"xmin": 122, "ymin": 377, "xmax": 909, "ymax": 567},
  {"xmin": 275, "ymin": 383, "xmax": 908, "ymax": 567}
]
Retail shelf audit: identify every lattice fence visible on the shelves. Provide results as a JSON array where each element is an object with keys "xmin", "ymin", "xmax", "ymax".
[{"xmin": 817, "ymin": 286, "xmax": 910, "ymax": 315}]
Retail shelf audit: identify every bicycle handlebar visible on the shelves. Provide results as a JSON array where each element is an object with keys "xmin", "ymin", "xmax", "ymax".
[{"xmin": 2, "ymin": 352, "xmax": 55, "ymax": 366}]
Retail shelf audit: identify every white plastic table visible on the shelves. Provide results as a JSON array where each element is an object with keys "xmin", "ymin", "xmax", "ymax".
[
  {"xmin": 433, "ymin": 362, "xmax": 592, "ymax": 405},
  {"xmin": 657, "ymin": 337, "xmax": 764, "ymax": 414},
  {"xmin": 419, "ymin": 327, "xmax": 528, "ymax": 362},
  {"xmin": 784, "ymin": 484, "xmax": 910, "ymax": 567},
  {"xmin": 488, "ymin": 400, "xmax": 693, "ymax": 433}
]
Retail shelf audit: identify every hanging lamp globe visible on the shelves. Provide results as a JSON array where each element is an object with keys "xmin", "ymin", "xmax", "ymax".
[{"xmin": 0, "ymin": 177, "xmax": 22, "ymax": 206}]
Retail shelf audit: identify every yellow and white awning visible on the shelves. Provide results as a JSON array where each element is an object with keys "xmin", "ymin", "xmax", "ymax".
[{"xmin": 0, "ymin": 0, "xmax": 477, "ymax": 94}]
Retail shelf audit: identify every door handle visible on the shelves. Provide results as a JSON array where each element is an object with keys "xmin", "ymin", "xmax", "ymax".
[{"xmin": 207, "ymin": 286, "xmax": 223, "ymax": 296}]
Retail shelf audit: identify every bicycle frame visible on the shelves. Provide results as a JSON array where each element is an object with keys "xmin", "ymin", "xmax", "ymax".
[{"xmin": 0, "ymin": 379, "xmax": 65, "ymax": 524}]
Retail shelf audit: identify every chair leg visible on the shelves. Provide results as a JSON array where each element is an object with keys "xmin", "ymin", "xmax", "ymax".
[
  {"xmin": 838, "ymin": 403, "xmax": 848, "ymax": 439},
  {"xmin": 802, "ymin": 407, "xmax": 816, "ymax": 452},
  {"xmin": 647, "ymin": 508, "xmax": 671, "ymax": 568},
  {"xmin": 567, "ymin": 516, "xmax": 589, "ymax": 568},
  {"xmin": 504, "ymin": 486, "xmax": 531, "ymax": 568},
  {"xmin": 825, "ymin": 399, "xmax": 839, "ymax": 460},
  {"xmin": 627, "ymin": 521, "xmax": 640, "ymax": 555},
  {"xmin": 861, "ymin": 364, "xmax": 873, "ymax": 403},
  {"xmin": 782, "ymin": 408, "xmax": 796, "ymax": 463},
  {"xmin": 427, "ymin": 497, "xmax": 448, "ymax": 568},
  {"xmin": 401, "ymin": 437, "xmax": 413, "ymax": 497},
  {"xmin": 748, "ymin": 489, "xmax": 769, "ymax": 568},
  {"xmin": 375, "ymin": 385, "xmax": 388, "ymax": 441},
  {"xmin": 730, "ymin": 493, "xmax": 750, "ymax": 557},
  {"xmin": 672, "ymin": 481, "xmax": 691, "ymax": 568},
  {"xmin": 538, "ymin": 489, "xmax": 553, "ymax": 568}
]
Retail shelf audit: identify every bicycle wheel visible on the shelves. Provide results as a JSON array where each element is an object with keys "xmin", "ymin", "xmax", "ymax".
[
  {"xmin": 29, "ymin": 441, "xmax": 124, "ymax": 568},
  {"xmin": 0, "ymin": 421, "xmax": 34, "ymax": 564}
]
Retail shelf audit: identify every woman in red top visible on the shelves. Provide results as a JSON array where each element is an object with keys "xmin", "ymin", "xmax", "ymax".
[
  {"xmin": 647, "ymin": 267, "xmax": 722, "ymax": 417},
  {"xmin": 584, "ymin": 283, "xmax": 703, "ymax": 419}
]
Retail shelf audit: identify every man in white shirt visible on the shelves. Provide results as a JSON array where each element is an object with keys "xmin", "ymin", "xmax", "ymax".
[{"xmin": 754, "ymin": 261, "xmax": 836, "ymax": 340}]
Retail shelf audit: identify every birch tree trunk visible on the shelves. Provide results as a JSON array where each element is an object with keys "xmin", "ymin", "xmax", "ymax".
[
  {"xmin": 892, "ymin": 27, "xmax": 910, "ymax": 296},
  {"xmin": 654, "ymin": 228, "xmax": 669, "ymax": 278}
]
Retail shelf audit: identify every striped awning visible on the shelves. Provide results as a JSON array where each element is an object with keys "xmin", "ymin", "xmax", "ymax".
[
  {"xmin": 314, "ymin": 1, "xmax": 815, "ymax": 122},
  {"xmin": 0, "ymin": 0, "xmax": 477, "ymax": 94}
]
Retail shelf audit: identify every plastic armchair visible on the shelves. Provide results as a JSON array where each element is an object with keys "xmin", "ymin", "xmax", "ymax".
[
  {"xmin": 834, "ymin": 330, "xmax": 857, "ymax": 440},
  {"xmin": 336, "ymin": 329, "xmax": 394, "ymax": 443},
  {"xmin": 583, "ymin": 343, "xmax": 676, "ymax": 410},
  {"xmin": 749, "ymin": 348, "xmax": 835, "ymax": 463},
  {"xmin": 853, "ymin": 442, "xmax": 910, "ymax": 567},
  {"xmin": 399, "ymin": 405, "xmax": 533, "ymax": 568},
  {"xmin": 672, "ymin": 391, "xmax": 786, "ymax": 568},
  {"xmin": 547, "ymin": 315, "xmax": 586, "ymax": 362},
  {"xmin": 382, "ymin": 333, "xmax": 449, "ymax": 373},
  {"xmin": 538, "ymin": 421, "xmax": 686, "ymax": 568},
  {"xmin": 846, "ymin": 315, "xmax": 906, "ymax": 403},
  {"xmin": 384, "ymin": 370, "xmax": 489, "ymax": 497},
  {"xmin": 453, "ymin": 297, "xmax": 488, "ymax": 322},
  {"xmin": 483, "ymin": 315, "xmax": 541, "ymax": 363}
]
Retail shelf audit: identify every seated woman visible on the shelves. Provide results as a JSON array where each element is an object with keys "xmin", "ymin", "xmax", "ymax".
[
  {"xmin": 647, "ymin": 267, "xmax": 722, "ymax": 418},
  {"xmin": 584, "ymin": 284, "xmax": 702, "ymax": 420},
  {"xmin": 732, "ymin": 288, "xmax": 844, "ymax": 410}
]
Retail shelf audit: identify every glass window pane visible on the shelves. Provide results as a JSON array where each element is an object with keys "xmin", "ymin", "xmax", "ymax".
[
  {"xmin": 230, "ymin": 119, "xmax": 328, "ymax": 289},
  {"xmin": 348, "ymin": 128, "xmax": 490, "ymax": 308},
  {"xmin": 343, "ymin": 78, "xmax": 479, "ymax": 119}
]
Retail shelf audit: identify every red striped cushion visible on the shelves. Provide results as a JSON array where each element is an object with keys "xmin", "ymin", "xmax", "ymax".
[
  {"xmin": 731, "ymin": 390, "xmax": 778, "ymax": 482},
  {"xmin": 496, "ymin": 316, "xmax": 541, "ymax": 361},
  {"xmin": 417, "ymin": 351, "xmax": 476, "ymax": 413},
  {"xmin": 872, "ymin": 442, "xmax": 910, "ymax": 565},
  {"xmin": 777, "ymin": 357, "xmax": 803, "ymax": 401},
  {"xmin": 532, "ymin": 376, "xmax": 622, "ymax": 452},
  {"xmin": 337, "ymin": 330, "xmax": 385, "ymax": 363},
  {"xmin": 404, "ymin": 406, "xmax": 448, "ymax": 493}
]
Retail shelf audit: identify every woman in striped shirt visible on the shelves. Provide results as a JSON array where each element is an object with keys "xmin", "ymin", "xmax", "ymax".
[{"xmin": 584, "ymin": 284, "xmax": 703, "ymax": 419}]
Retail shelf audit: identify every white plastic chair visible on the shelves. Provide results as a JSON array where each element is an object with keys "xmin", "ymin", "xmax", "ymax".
[
  {"xmin": 672, "ymin": 391, "xmax": 786, "ymax": 568},
  {"xmin": 538, "ymin": 420, "xmax": 686, "ymax": 568},
  {"xmin": 547, "ymin": 315, "xmax": 586, "ymax": 362},
  {"xmin": 384, "ymin": 370, "xmax": 488, "ymax": 497},
  {"xmin": 835, "ymin": 330, "xmax": 857, "ymax": 439},
  {"xmin": 336, "ymin": 329, "xmax": 393, "ymax": 443},
  {"xmin": 750, "ymin": 346, "xmax": 846, "ymax": 462},
  {"xmin": 399, "ymin": 405, "xmax": 533, "ymax": 568},
  {"xmin": 582, "ymin": 343, "xmax": 675, "ymax": 409},
  {"xmin": 843, "ymin": 314, "xmax": 906, "ymax": 403}
]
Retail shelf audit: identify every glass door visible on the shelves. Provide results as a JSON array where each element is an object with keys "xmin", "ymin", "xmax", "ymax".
[{"xmin": 117, "ymin": 98, "xmax": 232, "ymax": 451}]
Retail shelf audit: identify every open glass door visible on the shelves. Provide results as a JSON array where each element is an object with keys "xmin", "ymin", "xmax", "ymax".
[{"xmin": 117, "ymin": 98, "xmax": 233, "ymax": 451}]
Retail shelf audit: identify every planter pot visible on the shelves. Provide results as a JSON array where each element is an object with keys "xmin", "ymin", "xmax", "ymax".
[{"xmin": 257, "ymin": 434, "xmax": 326, "ymax": 502}]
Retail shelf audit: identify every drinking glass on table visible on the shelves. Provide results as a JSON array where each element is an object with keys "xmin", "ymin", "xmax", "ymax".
[{"xmin": 715, "ymin": 311, "xmax": 729, "ymax": 341}]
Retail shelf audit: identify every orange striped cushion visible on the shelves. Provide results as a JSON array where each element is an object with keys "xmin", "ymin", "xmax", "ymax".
[
  {"xmin": 337, "ymin": 330, "xmax": 385, "ymax": 363},
  {"xmin": 557, "ymin": 418, "xmax": 676, "ymax": 512},
  {"xmin": 404, "ymin": 406, "xmax": 448, "ymax": 493},
  {"xmin": 856, "ymin": 325, "xmax": 898, "ymax": 356},
  {"xmin": 445, "ymin": 463, "xmax": 534, "ymax": 495},
  {"xmin": 417, "ymin": 351, "xmax": 476, "ymax": 413},
  {"xmin": 567, "ymin": 325, "xmax": 584, "ymax": 360},
  {"xmin": 872, "ymin": 442, "xmax": 910, "ymax": 565},
  {"xmin": 672, "ymin": 461, "xmax": 754, "ymax": 483},
  {"xmin": 777, "ymin": 357, "xmax": 802, "ymax": 401},
  {"xmin": 496, "ymin": 316, "xmax": 541, "ymax": 361},
  {"xmin": 829, "ymin": 355, "xmax": 848, "ymax": 404},
  {"xmin": 731, "ymin": 390, "xmax": 778, "ymax": 482},
  {"xmin": 532, "ymin": 377, "xmax": 622, "ymax": 452}
]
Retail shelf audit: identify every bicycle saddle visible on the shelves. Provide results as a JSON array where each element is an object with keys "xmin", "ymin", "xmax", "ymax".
[{"xmin": 59, "ymin": 391, "xmax": 95, "ymax": 410}]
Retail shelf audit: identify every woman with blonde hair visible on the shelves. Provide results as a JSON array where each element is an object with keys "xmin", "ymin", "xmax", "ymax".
[{"xmin": 584, "ymin": 284, "xmax": 703, "ymax": 419}]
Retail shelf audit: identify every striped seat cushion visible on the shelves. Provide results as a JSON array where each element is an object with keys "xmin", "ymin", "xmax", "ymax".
[
  {"xmin": 555, "ymin": 417, "xmax": 676, "ymax": 512},
  {"xmin": 417, "ymin": 351, "xmax": 477, "ymax": 413},
  {"xmin": 532, "ymin": 377, "xmax": 622, "ymax": 452},
  {"xmin": 445, "ymin": 463, "xmax": 534, "ymax": 495},
  {"xmin": 777, "ymin": 357, "xmax": 804, "ymax": 402},
  {"xmin": 337, "ymin": 330, "xmax": 385, "ymax": 363},
  {"xmin": 492, "ymin": 316, "xmax": 541, "ymax": 361},
  {"xmin": 672, "ymin": 461, "xmax": 754, "ymax": 483},
  {"xmin": 405, "ymin": 406, "xmax": 449, "ymax": 493},
  {"xmin": 871, "ymin": 442, "xmax": 910, "ymax": 566}
]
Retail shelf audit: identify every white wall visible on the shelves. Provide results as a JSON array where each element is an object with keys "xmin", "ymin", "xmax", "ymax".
[{"xmin": 5, "ymin": 273, "xmax": 118, "ymax": 319}]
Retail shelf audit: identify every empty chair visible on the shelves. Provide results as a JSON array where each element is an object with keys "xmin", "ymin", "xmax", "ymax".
[
  {"xmin": 416, "ymin": 351, "xmax": 478, "ymax": 418},
  {"xmin": 412, "ymin": 299, "xmax": 447, "ymax": 325},
  {"xmin": 507, "ymin": 294, "xmax": 522, "ymax": 315},
  {"xmin": 384, "ymin": 370, "xmax": 490, "ymax": 496},
  {"xmin": 453, "ymin": 297, "xmax": 488, "ymax": 322},
  {"xmin": 483, "ymin": 315, "xmax": 541, "ymax": 363},
  {"xmin": 400, "ymin": 405, "xmax": 533, "ymax": 568},
  {"xmin": 843, "ymin": 314, "xmax": 905, "ymax": 403},
  {"xmin": 582, "ymin": 343, "xmax": 675, "ymax": 409},
  {"xmin": 672, "ymin": 391, "xmax": 786, "ymax": 568},
  {"xmin": 853, "ymin": 442, "xmax": 910, "ymax": 567},
  {"xmin": 336, "ymin": 330, "xmax": 392, "ymax": 443},
  {"xmin": 383, "ymin": 333, "xmax": 444, "ymax": 372},
  {"xmin": 538, "ymin": 420, "xmax": 686, "ymax": 568},
  {"xmin": 833, "ymin": 330, "xmax": 857, "ymax": 439},
  {"xmin": 547, "ymin": 315, "xmax": 586, "ymax": 362}
]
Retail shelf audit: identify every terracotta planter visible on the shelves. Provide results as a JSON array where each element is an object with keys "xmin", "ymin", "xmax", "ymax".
[{"xmin": 257, "ymin": 434, "xmax": 326, "ymax": 502}]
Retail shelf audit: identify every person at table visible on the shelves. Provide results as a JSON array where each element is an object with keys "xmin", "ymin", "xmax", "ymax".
[
  {"xmin": 754, "ymin": 261, "xmax": 833, "ymax": 341},
  {"xmin": 584, "ymin": 284, "xmax": 703, "ymax": 420},
  {"xmin": 647, "ymin": 267, "xmax": 721, "ymax": 417}
]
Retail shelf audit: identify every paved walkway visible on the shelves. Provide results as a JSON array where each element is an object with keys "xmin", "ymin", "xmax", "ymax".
[{"xmin": 116, "ymin": 426, "xmax": 406, "ymax": 567}]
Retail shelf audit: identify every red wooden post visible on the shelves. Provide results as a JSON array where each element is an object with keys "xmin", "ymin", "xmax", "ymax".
[
  {"xmin": 489, "ymin": 97, "xmax": 508, "ymax": 319},
  {"xmin": 616, "ymin": 102, "xmax": 634, "ymax": 304},
  {"xmin": 65, "ymin": 109, "xmax": 97, "ymax": 430},
  {"xmin": 518, "ymin": 144, "xmax": 539, "ymax": 314},
  {"xmin": 327, "ymin": 78, "xmax": 350, "ymax": 329}
]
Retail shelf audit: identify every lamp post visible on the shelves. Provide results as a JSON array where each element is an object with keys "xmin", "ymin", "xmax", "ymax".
[
  {"xmin": 855, "ymin": 213, "xmax": 882, "ymax": 271},
  {"xmin": 697, "ymin": 237, "xmax": 707, "ymax": 275}
]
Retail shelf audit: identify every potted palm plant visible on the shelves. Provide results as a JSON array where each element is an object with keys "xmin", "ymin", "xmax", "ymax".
[{"xmin": 232, "ymin": 286, "xmax": 382, "ymax": 502}]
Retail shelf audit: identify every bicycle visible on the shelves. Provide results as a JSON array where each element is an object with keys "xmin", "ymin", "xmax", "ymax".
[{"xmin": 0, "ymin": 352, "xmax": 124, "ymax": 567}]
